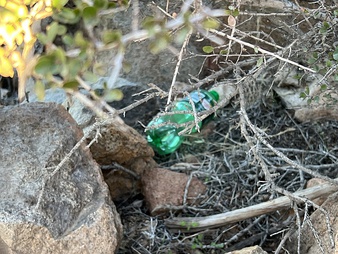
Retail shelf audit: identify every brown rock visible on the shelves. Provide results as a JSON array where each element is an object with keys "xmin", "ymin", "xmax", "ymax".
[
  {"xmin": 103, "ymin": 157, "xmax": 158, "ymax": 201},
  {"xmin": 103, "ymin": 157, "xmax": 157, "ymax": 201},
  {"xmin": 90, "ymin": 117, "xmax": 157, "ymax": 201},
  {"xmin": 285, "ymin": 191, "xmax": 338, "ymax": 253},
  {"xmin": 141, "ymin": 168, "xmax": 207, "ymax": 216},
  {"xmin": 295, "ymin": 106, "xmax": 338, "ymax": 123},
  {"xmin": 0, "ymin": 102, "xmax": 122, "ymax": 253},
  {"xmin": 306, "ymin": 178, "xmax": 331, "ymax": 205},
  {"xmin": 88, "ymin": 117, "xmax": 154, "ymax": 166}
]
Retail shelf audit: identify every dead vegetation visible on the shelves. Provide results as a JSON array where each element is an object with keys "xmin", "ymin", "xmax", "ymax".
[
  {"xmin": 117, "ymin": 102, "xmax": 338, "ymax": 253},
  {"xmin": 116, "ymin": 0, "xmax": 338, "ymax": 253}
]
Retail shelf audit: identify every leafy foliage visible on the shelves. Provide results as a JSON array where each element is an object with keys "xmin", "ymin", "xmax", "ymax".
[{"xmin": 0, "ymin": 0, "xmax": 53, "ymax": 78}]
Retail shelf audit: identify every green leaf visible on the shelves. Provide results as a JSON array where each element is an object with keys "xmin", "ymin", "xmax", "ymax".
[
  {"xmin": 94, "ymin": 0, "xmax": 108, "ymax": 9},
  {"xmin": 232, "ymin": 9, "xmax": 240, "ymax": 17},
  {"xmin": 149, "ymin": 34, "xmax": 170, "ymax": 54},
  {"xmin": 122, "ymin": 61, "xmax": 131, "ymax": 73},
  {"xmin": 142, "ymin": 16, "xmax": 164, "ymax": 37},
  {"xmin": 103, "ymin": 89, "xmax": 123, "ymax": 102},
  {"xmin": 174, "ymin": 26, "xmax": 191, "ymax": 44},
  {"xmin": 293, "ymin": 74, "xmax": 302, "ymax": 80},
  {"xmin": 83, "ymin": 72, "xmax": 99, "ymax": 83},
  {"xmin": 46, "ymin": 22, "xmax": 59, "ymax": 43},
  {"xmin": 334, "ymin": 10, "xmax": 338, "ymax": 17},
  {"xmin": 220, "ymin": 49, "xmax": 228, "ymax": 55},
  {"xmin": 305, "ymin": 86, "xmax": 310, "ymax": 95},
  {"xmin": 53, "ymin": 8, "xmax": 81, "ymax": 24},
  {"xmin": 202, "ymin": 46, "xmax": 214, "ymax": 54},
  {"xmin": 35, "ymin": 55, "xmax": 60, "ymax": 75},
  {"xmin": 333, "ymin": 47, "xmax": 338, "ymax": 61},
  {"xmin": 256, "ymin": 57, "xmax": 264, "ymax": 67},
  {"xmin": 57, "ymin": 25, "xmax": 67, "ymax": 35},
  {"xmin": 35, "ymin": 80, "xmax": 45, "ymax": 101},
  {"xmin": 102, "ymin": 29, "xmax": 122, "ymax": 44},
  {"xmin": 53, "ymin": 47, "xmax": 66, "ymax": 66},
  {"xmin": 52, "ymin": 0, "xmax": 69, "ymax": 10},
  {"xmin": 82, "ymin": 6, "xmax": 98, "ymax": 26},
  {"xmin": 62, "ymin": 34, "xmax": 74, "ymax": 45},
  {"xmin": 35, "ymin": 49, "xmax": 65, "ymax": 76},
  {"xmin": 202, "ymin": 18, "xmax": 219, "ymax": 29},
  {"xmin": 326, "ymin": 60, "xmax": 332, "ymax": 67},
  {"xmin": 74, "ymin": 31, "xmax": 89, "ymax": 48},
  {"xmin": 179, "ymin": 221, "xmax": 187, "ymax": 227},
  {"xmin": 65, "ymin": 58, "xmax": 83, "ymax": 77},
  {"xmin": 320, "ymin": 84, "xmax": 327, "ymax": 91},
  {"xmin": 299, "ymin": 92, "xmax": 307, "ymax": 99},
  {"xmin": 320, "ymin": 21, "xmax": 330, "ymax": 34},
  {"xmin": 63, "ymin": 80, "xmax": 78, "ymax": 90}
]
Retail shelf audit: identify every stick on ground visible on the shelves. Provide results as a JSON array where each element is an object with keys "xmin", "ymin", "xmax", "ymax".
[{"xmin": 165, "ymin": 181, "xmax": 338, "ymax": 233}]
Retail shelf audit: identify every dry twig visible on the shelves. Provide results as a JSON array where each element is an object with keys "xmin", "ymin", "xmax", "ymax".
[{"xmin": 165, "ymin": 181, "xmax": 338, "ymax": 233}]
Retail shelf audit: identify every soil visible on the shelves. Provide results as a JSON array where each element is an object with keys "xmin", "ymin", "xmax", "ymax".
[{"xmin": 116, "ymin": 98, "xmax": 338, "ymax": 253}]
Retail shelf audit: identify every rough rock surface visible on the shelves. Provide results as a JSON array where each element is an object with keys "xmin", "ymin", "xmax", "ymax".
[
  {"xmin": 141, "ymin": 167, "xmax": 207, "ymax": 216},
  {"xmin": 87, "ymin": 112, "xmax": 157, "ymax": 201},
  {"xmin": 0, "ymin": 102, "xmax": 122, "ymax": 253},
  {"xmin": 88, "ymin": 118, "xmax": 154, "ymax": 166},
  {"xmin": 273, "ymin": 66, "xmax": 338, "ymax": 123},
  {"xmin": 95, "ymin": 0, "xmax": 207, "ymax": 88},
  {"xmin": 286, "ymin": 191, "xmax": 338, "ymax": 253},
  {"xmin": 103, "ymin": 157, "xmax": 157, "ymax": 201}
]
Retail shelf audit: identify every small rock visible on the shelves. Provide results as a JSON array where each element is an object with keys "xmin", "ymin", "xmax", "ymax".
[
  {"xmin": 224, "ymin": 246, "xmax": 267, "ymax": 254},
  {"xmin": 273, "ymin": 67, "xmax": 338, "ymax": 123},
  {"xmin": 141, "ymin": 168, "xmax": 207, "ymax": 216},
  {"xmin": 103, "ymin": 157, "xmax": 157, "ymax": 201},
  {"xmin": 88, "ymin": 118, "xmax": 154, "ymax": 166},
  {"xmin": 294, "ymin": 106, "xmax": 338, "ymax": 123},
  {"xmin": 306, "ymin": 178, "xmax": 331, "ymax": 205}
]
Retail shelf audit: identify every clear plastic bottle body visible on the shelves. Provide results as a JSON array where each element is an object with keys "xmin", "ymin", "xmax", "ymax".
[{"xmin": 146, "ymin": 89, "xmax": 219, "ymax": 155}]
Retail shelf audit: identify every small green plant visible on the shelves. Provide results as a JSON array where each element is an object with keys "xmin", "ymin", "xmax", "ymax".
[
  {"xmin": 191, "ymin": 233, "xmax": 204, "ymax": 249},
  {"xmin": 179, "ymin": 221, "xmax": 199, "ymax": 231}
]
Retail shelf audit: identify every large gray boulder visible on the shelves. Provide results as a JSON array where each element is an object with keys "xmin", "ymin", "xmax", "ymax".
[{"xmin": 0, "ymin": 103, "xmax": 122, "ymax": 253}]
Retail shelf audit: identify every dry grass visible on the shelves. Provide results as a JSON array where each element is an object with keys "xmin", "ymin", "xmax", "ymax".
[{"xmin": 117, "ymin": 100, "xmax": 338, "ymax": 253}]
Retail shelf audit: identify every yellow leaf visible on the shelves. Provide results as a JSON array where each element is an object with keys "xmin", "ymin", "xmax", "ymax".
[
  {"xmin": 4, "ymin": 1, "xmax": 28, "ymax": 18},
  {"xmin": 10, "ymin": 51, "xmax": 23, "ymax": 68},
  {"xmin": 35, "ymin": 80, "xmax": 45, "ymax": 101},
  {"xmin": 0, "ymin": 51, "xmax": 14, "ymax": 77},
  {"xmin": 0, "ymin": 6, "xmax": 18, "ymax": 23}
]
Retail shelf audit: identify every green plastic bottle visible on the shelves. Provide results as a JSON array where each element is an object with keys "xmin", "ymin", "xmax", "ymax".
[{"xmin": 146, "ymin": 89, "xmax": 219, "ymax": 155}]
